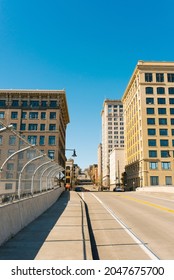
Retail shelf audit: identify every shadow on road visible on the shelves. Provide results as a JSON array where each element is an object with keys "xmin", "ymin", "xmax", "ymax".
[{"xmin": 0, "ymin": 191, "xmax": 70, "ymax": 260}]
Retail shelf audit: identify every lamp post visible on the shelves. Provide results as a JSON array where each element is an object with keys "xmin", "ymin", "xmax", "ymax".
[{"xmin": 63, "ymin": 149, "xmax": 77, "ymax": 157}]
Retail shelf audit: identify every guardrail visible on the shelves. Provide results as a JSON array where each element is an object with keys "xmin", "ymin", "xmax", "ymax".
[{"xmin": 0, "ymin": 121, "xmax": 64, "ymax": 204}]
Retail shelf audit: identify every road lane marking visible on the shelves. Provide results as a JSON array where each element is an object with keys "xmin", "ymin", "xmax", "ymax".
[
  {"xmin": 92, "ymin": 193, "xmax": 160, "ymax": 260},
  {"xmin": 119, "ymin": 195, "xmax": 174, "ymax": 214}
]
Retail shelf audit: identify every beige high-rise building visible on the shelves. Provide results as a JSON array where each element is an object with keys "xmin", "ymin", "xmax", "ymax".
[
  {"xmin": 122, "ymin": 61, "xmax": 174, "ymax": 188},
  {"xmin": 0, "ymin": 89, "xmax": 70, "ymax": 168},
  {"xmin": 101, "ymin": 99, "xmax": 124, "ymax": 187}
]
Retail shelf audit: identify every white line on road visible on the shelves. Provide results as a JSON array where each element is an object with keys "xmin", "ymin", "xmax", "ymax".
[{"xmin": 91, "ymin": 193, "xmax": 160, "ymax": 260}]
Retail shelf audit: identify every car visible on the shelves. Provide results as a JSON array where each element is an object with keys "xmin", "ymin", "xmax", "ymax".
[
  {"xmin": 113, "ymin": 186, "xmax": 124, "ymax": 192},
  {"xmin": 74, "ymin": 186, "xmax": 83, "ymax": 192}
]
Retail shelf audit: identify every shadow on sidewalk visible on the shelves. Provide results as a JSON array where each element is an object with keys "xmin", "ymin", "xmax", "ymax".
[{"xmin": 0, "ymin": 191, "xmax": 70, "ymax": 260}]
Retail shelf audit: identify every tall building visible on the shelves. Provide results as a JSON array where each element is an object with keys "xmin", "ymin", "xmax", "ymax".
[
  {"xmin": 101, "ymin": 99, "xmax": 124, "ymax": 187},
  {"xmin": 110, "ymin": 147, "xmax": 125, "ymax": 190},
  {"xmin": 0, "ymin": 89, "xmax": 70, "ymax": 168},
  {"xmin": 122, "ymin": 61, "xmax": 174, "ymax": 188}
]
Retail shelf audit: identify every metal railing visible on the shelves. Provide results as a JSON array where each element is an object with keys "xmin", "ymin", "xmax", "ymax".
[{"xmin": 0, "ymin": 121, "xmax": 64, "ymax": 204}]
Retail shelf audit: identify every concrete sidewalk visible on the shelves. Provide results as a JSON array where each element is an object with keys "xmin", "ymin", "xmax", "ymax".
[
  {"xmin": 0, "ymin": 191, "xmax": 92, "ymax": 260},
  {"xmin": 136, "ymin": 186, "xmax": 174, "ymax": 193}
]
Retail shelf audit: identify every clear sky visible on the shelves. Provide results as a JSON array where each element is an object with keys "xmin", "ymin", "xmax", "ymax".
[{"xmin": 0, "ymin": 0, "xmax": 174, "ymax": 169}]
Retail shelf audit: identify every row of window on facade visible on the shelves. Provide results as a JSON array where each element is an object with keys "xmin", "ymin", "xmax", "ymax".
[
  {"xmin": 148, "ymin": 150, "xmax": 172, "ymax": 158},
  {"xmin": 146, "ymin": 97, "xmax": 174, "ymax": 105},
  {"xmin": 0, "ymin": 135, "xmax": 57, "ymax": 145},
  {"xmin": 0, "ymin": 111, "xmax": 57, "ymax": 120},
  {"xmin": 150, "ymin": 176, "xmax": 172, "ymax": 186},
  {"xmin": 148, "ymin": 139, "xmax": 174, "ymax": 146},
  {"xmin": 0, "ymin": 148, "xmax": 55, "ymax": 161},
  {"xmin": 10, "ymin": 123, "xmax": 57, "ymax": 131},
  {"xmin": 144, "ymin": 73, "xmax": 174, "ymax": 83},
  {"xmin": 0, "ymin": 100, "xmax": 58, "ymax": 108},
  {"xmin": 145, "ymin": 87, "xmax": 174, "ymax": 94},
  {"xmin": 149, "ymin": 161, "xmax": 171, "ymax": 170}
]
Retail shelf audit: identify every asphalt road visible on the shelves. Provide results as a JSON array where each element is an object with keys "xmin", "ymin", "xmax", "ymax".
[{"xmin": 80, "ymin": 189, "xmax": 174, "ymax": 260}]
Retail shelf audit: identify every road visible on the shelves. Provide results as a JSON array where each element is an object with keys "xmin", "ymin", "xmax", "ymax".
[
  {"xmin": 79, "ymin": 188, "xmax": 174, "ymax": 260},
  {"xmin": 0, "ymin": 187, "xmax": 174, "ymax": 260}
]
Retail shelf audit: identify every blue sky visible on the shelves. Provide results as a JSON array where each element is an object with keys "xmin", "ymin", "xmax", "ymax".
[{"xmin": 0, "ymin": 0, "xmax": 174, "ymax": 169}]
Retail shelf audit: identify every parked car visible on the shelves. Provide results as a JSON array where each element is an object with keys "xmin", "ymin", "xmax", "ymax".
[
  {"xmin": 113, "ymin": 186, "xmax": 124, "ymax": 192},
  {"xmin": 74, "ymin": 186, "xmax": 84, "ymax": 192}
]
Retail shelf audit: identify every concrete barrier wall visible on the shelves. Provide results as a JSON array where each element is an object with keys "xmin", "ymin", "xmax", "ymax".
[{"xmin": 0, "ymin": 187, "xmax": 64, "ymax": 246}]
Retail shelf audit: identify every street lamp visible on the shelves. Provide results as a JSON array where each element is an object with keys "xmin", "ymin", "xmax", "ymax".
[{"xmin": 63, "ymin": 149, "xmax": 77, "ymax": 157}]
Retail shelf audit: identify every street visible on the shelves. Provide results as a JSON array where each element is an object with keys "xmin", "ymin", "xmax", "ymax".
[{"xmin": 79, "ymin": 188, "xmax": 174, "ymax": 260}]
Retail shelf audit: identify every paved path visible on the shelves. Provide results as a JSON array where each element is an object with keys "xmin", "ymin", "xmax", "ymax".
[{"xmin": 0, "ymin": 191, "xmax": 92, "ymax": 260}]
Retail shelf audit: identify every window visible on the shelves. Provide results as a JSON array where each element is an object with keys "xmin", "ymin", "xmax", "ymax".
[
  {"xmin": 48, "ymin": 136, "xmax": 56, "ymax": 145},
  {"xmin": 49, "ymin": 124, "xmax": 56, "ymax": 130},
  {"xmin": 147, "ymin": 108, "xmax": 154, "ymax": 114},
  {"xmin": 171, "ymin": 119, "xmax": 174, "ymax": 125},
  {"xmin": 29, "ymin": 112, "xmax": 38, "ymax": 119},
  {"xmin": 149, "ymin": 162, "xmax": 158, "ymax": 169},
  {"xmin": 8, "ymin": 149, "xmax": 15, "ymax": 156},
  {"xmin": 40, "ymin": 124, "xmax": 45, "ymax": 131},
  {"xmin": 148, "ymin": 139, "xmax": 156, "ymax": 146},
  {"xmin": 171, "ymin": 129, "xmax": 174, "ymax": 135},
  {"xmin": 27, "ymin": 150, "xmax": 36, "ymax": 159},
  {"xmin": 150, "ymin": 176, "xmax": 159, "ymax": 186},
  {"xmin": 28, "ymin": 124, "xmax": 38, "ymax": 131},
  {"xmin": 149, "ymin": 150, "xmax": 157, "ymax": 157},
  {"xmin": 11, "ymin": 112, "xmax": 18, "ymax": 119},
  {"xmin": 39, "ymin": 136, "xmax": 45, "ymax": 145},
  {"xmin": 148, "ymin": 129, "xmax": 156, "ymax": 135},
  {"xmin": 158, "ymin": 108, "xmax": 166, "ymax": 114},
  {"xmin": 5, "ymin": 183, "xmax": 12, "ymax": 190},
  {"xmin": 48, "ymin": 150, "xmax": 55, "ymax": 159},
  {"xmin": 41, "ymin": 112, "xmax": 46, "ymax": 119},
  {"xmin": 0, "ymin": 100, "xmax": 6, "ymax": 107},
  {"xmin": 166, "ymin": 176, "xmax": 172, "ymax": 185},
  {"xmin": 157, "ymin": 87, "xmax": 165, "ymax": 94},
  {"xmin": 12, "ymin": 100, "xmax": 19, "ymax": 107},
  {"xmin": 7, "ymin": 163, "xmax": 14, "ymax": 170},
  {"xmin": 0, "ymin": 112, "xmax": 5, "ymax": 118},
  {"xmin": 162, "ymin": 162, "xmax": 171, "ymax": 170},
  {"xmin": 146, "ymin": 98, "xmax": 154, "ymax": 104},
  {"xmin": 30, "ymin": 100, "xmax": 39, "ymax": 108},
  {"xmin": 41, "ymin": 101, "xmax": 47, "ymax": 107},
  {"xmin": 9, "ymin": 136, "xmax": 16, "ymax": 145},
  {"xmin": 0, "ymin": 136, "xmax": 2, "ymax": 145},
  {"xmin": 147, "ymin": 118, "xmax": 155, "ymax": 125},
  {"xmin": 50, "ymin": 100, "xmax": 57, "ymax": 108},
  {"xmin": 146, "ymin": 87, "xmax": 153, "ymax": 94},
  {"xmin": 28, "ymin": 136, "xmax": 37, "ymax": 145},
  {"xmin": 170, "ymin": 108, "xmax": 174, "ymax": 114},
  {"xmin": 11, "ymin": 123, "xmax": 17, "ymax": 130},
  {"xmin": 159, "ymin": 118, "xmax": 167, "ymax": 125},
  {"xmin": 22, "ymin": 101, "xmax": 28, "ymax": 107},
  {"xmin": 158, "ymin": 98, "xmax": 166, "ymax": 104},
  {"xmin": 167, "ymin": 73, "xmax": 174, "ymax": 82},
  {"xmin": 156, "ymin": 73, "xmax": 164, "ymax": 82},
  {"xmin": 161, "ymin": 150, "xmax": 170, "ymax": 158},
  {"xmin": 20, "ymin": 124, "xmax": 26, "ymax": 130},
  {"xmin": 22, "ymin": 112, "xmax": 27, "ymax": 119},
  {"xmin": 169, "ymin": 98, "xmax": 174, "ymax": 104},
  {"xmin": 160, "ymin": 140, "xmax": 168, "ymax": 146},
  {"xmin": 159, "ymin": 129, "xmax": 168, "ymax": 135},
  {"xmin": 168, "ymin": 87, "xmax": 174, "ymax": 94},
  {"xmin": 50, "ymin": 112, "xmax": 56, "ymax": 119},
  {"xmin": 145, "ymin": 73, "xmax": 153, "ymax": 82}
]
